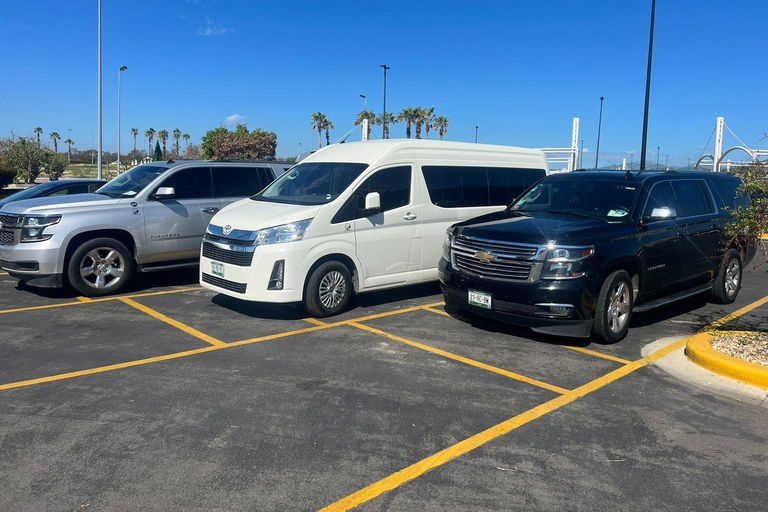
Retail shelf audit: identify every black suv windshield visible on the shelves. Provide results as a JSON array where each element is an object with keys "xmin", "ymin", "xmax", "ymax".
[
  {"xmin": 253, "ymin": 162, "xmax": 368, "ymax": 205},
  {"xmin": 510, "ymin": 178, "xmax": 639, "ymax": 221},
  {"xmin": 96, "ymin": 164, "xmax": 168, "ymax": 198}
]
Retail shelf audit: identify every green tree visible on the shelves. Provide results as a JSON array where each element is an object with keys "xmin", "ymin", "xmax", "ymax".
[
  {"xmin": 130, "ymin": 128, "xmax": 139, "ymax": 160},
  {"xmin": 33, "ymin": 127, "xmax": 43, "ymax": 144},
  {"xmin": 433, "ymin": 116, "xmax": 451, "ymax": 140},
  {"xmin": 397, "ymin": 108, "xmax": 419, "ymax": 139},
  {"xmin": 157, "ymin": 130, "xmax": 169, "ymax": 158},
  {"xmin": 727, "ymin": 164, "xmax": 768, "ymax": 265},
  {"xmin": 145, "ymin": 128, "xmax": 156, "ymax": 159},
  {"xmin": 323, "ymin": 116, "xmax": 335, "ymax": 147},
  {"xmin": 172, "ymin": 128, "xmax": 182, "ymax": 157},
  {"xmin": 5, "ymin": 137, "xmax": 47, "ymax": 183},
  {"xmin": 354, "ymin": 110, "xmax": 376, "ymax": 139},
  {"xmin": 422, "ymin": 107, "xmax": 436, "ymax": 140},
  {"xmin": 374, "ymin": 112, "xmax": 396, "ymax": 139},
  {"xmin": 183, "ymin": 133, "xmax": 190, "ymax": 148},
  {"xmin": 63, "ymin": 138, "xmax": 74, "ymax": 161},
  {"xmin": 49, "ymin": 131, "xmax": 61, "ymax": 153},
  {"xmin": 201, "ymin": 125, "xmax": 277, "ymax": 160},
  {"xmin": 310, "ymin": 112, "xmax": 327, "ymax": 148},
  {"xmin": 45, "ymin": 153, "xmax": 69, "ymax": 181},
  {"xmin": 152, "ymin": 140, "xmax": 162, "ymax": 161},
  {"xmin": 201, "ymin": 126, "xmax": 229, "ymax": 158}
]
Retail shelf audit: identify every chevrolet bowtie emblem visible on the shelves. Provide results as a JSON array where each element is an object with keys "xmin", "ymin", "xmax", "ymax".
[{"xmin": 474, "ymin": 251, "xmax": 497, "ymax": 262}]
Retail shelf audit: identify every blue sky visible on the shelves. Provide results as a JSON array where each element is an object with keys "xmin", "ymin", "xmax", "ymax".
[{"xmin": 1, "ymin": 0, "xmax": 766, "ymax": 167}]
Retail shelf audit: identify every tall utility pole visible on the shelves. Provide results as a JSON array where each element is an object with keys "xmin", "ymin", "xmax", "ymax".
[
  {"xmin": 640, "ymin": 0, "xmax": 656, "ymax": 170},
  {"xmin": 380, "ymin": 64, "xmax": 390, "ymax": 139},
  {"xmin": 579, "ymin": 139, "xmax": 584, "ymax": 169},
  {"xmin": 475, "ymin": 126, "xmax": 479, "ymax": 143},
  {"xmin": 656, "ymin": 146, "xmax": 660, "ymax": 170},
  {"xmin": 595, "ymin": 96, "xmax": 604, "ymax": 169},
  {"xmin": 97, "ymin": 0, "xmax": 103, "ymax": 180},
  {"xmin": 117, "ymin": 66, "xmax": 127, "ymax": 173},
  {"xmin": 360, "ymin": 94, "xmax": 367, "ymax": 111}
]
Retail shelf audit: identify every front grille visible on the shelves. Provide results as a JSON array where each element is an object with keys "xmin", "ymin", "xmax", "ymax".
[
  {"xmin": 454, "ymin": 253, "xmax": 533, "ymax": 280},
  {"xmin": 0, "ymin": 214, "xmax": 22, "ymax": 227},
  {"xmin": 453, "ymin": 236, "xmax": 540, "ymax": 259},
  {"xmin": 452, "ymin": 236, "xmax": 542, "ymax": 281},
  {"xmin": 202, "ymin": 242, "xmax": 254, "ymax": 266},
  {"xmin": 202, "ymin": 273, "xmax": 247, "ymax": 294},
  {"xmin": 0, "ymin": 230, "xmax": 14, "ymax": 246}
]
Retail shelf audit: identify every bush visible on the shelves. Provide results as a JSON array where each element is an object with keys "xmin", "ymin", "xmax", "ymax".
[
  {"xmin": 46, "ymin": 154, "xmax": 69, "ymax": 181},
  {"xmin": 4, "ymin": 137, "xmax": 46, "ymax": 183},
  {"xmin": 202, "ymin": 124, "xmax": 277, "ymax": 160},
  {"xmin": 0, "ymin": 161, "xmax": 15, "ymax": 188},
  {"xmin": 728, "ymin": 163, "xmax": 768, "ymax": 265}
]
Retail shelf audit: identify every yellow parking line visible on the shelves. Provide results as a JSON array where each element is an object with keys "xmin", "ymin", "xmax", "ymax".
[
  {"xmin": 0, "ymin": 272, "xmax": 8, "ymax": 276},
  {"xmin": 0, "ymin": 287, "xmax": 203, "ymax": 315},
  {"xmin": 304, "ymin": 318, "xmax": 327, "ymax": 326},
  {"xmin": 349, "ymin": 322, "xmax": 569, "ymax": 395},
  {"xmin": 563, "ymin": 346, "xmax": 632, "ymax": 365},
  {"xmin": 425, "ymin": 307, "xmax": 450, "ymax": 317},
  {"xmin": 325, "ymin": 302, "xmax": 447, "ymax": 327},
  {"xmin": 120, "ymin": 298, "xmax": 227, "ymax": 347},
  {"xmin": 704, "ymin": 295, "xmax": 768, "ymax": 331},
  {"xmin": 77, "ymin": 296, "xmax": 93, "ymax": 303}
]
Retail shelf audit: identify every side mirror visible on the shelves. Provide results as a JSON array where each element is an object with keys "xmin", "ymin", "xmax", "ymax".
[
  {"xmin": 154, "ymin": 186, "xmax": 176, "ymax": 199},
  {"xmin": 363, "ymin": 192, "xmax": 381, "ymax": 215}
]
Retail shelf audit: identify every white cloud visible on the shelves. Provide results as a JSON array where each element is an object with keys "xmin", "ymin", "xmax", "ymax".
[
  {"xmin": 197, "ymin": 17, "xmax": 232, "ymax": 37},
  {"xmin": 224, "ymin": 114, "xmax": 246, "ymax": 127}
]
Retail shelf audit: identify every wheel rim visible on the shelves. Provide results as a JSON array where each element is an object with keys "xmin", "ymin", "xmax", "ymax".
[
  {"xmin": 78, "ymin": 247, "xmax": 125, "ymax": 290},
  {"xmin": 607, "ymin": 281, "xmax": 631, "ymax": 334},
  {"xmin": 724, "ymin": 258, "xmax": 740, "ymax": 296},
  {"xmin": 319, "ymin": 270, "xmax": 346, "ymax": 309}
]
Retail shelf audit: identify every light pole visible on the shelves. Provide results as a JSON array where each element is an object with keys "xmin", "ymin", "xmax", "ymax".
[
  {"xmin": 595, "ymin": 96, "xmax": 604, "ymax": 169},
  {"xmin": 665, "ymin": 154, "xmax": 668, "ymax": 170},
  {"xmin": 380, "ymin": 64, "xmax": 390, "ymax": 139},
  {"xmin": 656, "ymin": 146, "xmax": 660, "ymax": 170},
  {"xmin": 640, "ymin": 0, "xmax": 656, "ymax": 170},
  {"xmin": 117, "ymin": 65, "xmax": 128, "ymax": 173},
  {"xmin": 360, "ymin": 94, "xmax": 367, "ymax": 111},
  {"xmin": 579, "ymin": 139, "xmax": 584, "ymax": 168},
  {"xmin": 630, "ymin": 153, "xmax": 634, "ymax": 170},
  {"xmin": 475, "ymin": 126, "xmax": 479, "ymax": 143},
  {"xmin": 97, "ymin": 0, "xmax": 102, "ymax": 180},
  {"xmin": 688, "ymin": 158, "xmax": 691, "ymax": 171}
]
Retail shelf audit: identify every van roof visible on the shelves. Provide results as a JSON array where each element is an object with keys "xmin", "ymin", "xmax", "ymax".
[{"xmin": 302, "ymin": 139, "xmax": 548, "ymax": 169}]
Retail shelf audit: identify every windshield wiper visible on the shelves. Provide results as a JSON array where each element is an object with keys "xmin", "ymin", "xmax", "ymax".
[{"xmin": 545, "ymin": 209, "xmax": 601, "ymax": 219}]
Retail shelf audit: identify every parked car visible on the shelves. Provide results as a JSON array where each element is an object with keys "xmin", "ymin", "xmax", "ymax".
[
  {"xmin": 0, "ymin": 160, "xmax": 291, "ymax": 296},
  {"xmin": 438, "ymin": 170, "xmax": 756, "ymax": 343},
  {"xmin": 199, "ymin": 139, "xmax": 550, "ymax": 316},
  {"xmin": 0, "ymin": 179, "xmax": 107, "ymax": 208}
]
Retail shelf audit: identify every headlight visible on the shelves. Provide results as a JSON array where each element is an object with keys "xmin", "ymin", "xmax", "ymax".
[
  {"xmin": 21, "ymin": 215, "xmax": 61, "ymax": 242},
  {"xmin": 254, "ymin": 219, "xmax": 312, "ymax": 246},
  {"xmin": 442, "ymin": 229, "xmax": 454, "ymax": 262},
  {"xmin": 541, "ymin": 245, "xmax": 594, "ymax": 279}
]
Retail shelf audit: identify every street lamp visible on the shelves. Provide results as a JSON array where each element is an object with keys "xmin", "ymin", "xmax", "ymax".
[
  {"xmin": 360, "ymin": 94, "xmax": 367, "ymax": 111},
  {"xmin": 595, "ymin": 96, "xmax": 605, "ymax": 169},
  {"xmin": 475, "ymin": 126, "xmax": 479, "ymax": 143},
  {"xmin": 97, "ymin": 0, "xmax": 102, "ymax": 180},
  {"xmin": 118, "ymin": 65, "xmax": 128, "ymax": 173},
  {"xmin": 579, "ymin": 139, "xmax": 584, "ymax": 168},
  {"xmin": 665, "ymin": 154, "xmax": 668, "ymax": 170},
  {"xmin": 640, "ymin": 0, "xmax": 656, "ymax": 170},
  {"xmin": 656, "ymin": 146, "xmax": 660, "ymax": 170},
  {"xmin": 380, "ymin": 64, "xmax": 390, "ymax": 139}
]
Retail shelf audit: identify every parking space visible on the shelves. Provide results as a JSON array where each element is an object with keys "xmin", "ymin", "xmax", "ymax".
[{"xmin": 1, "ymin": 267, "xmax": 767, "ymax": 511}]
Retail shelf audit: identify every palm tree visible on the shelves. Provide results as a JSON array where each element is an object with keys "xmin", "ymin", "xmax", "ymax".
[
  {"xmin": 422, "ymin": 107, "xmax": 436, "ymax": 140},
  {"xmin": 49, "ymin": 132, "xmax": 61, "ymax": 153},
  {"xmin": 396, "ymin": 108, "xmax": 419, "ymax": 139},
  {"xmin": 433, "ymin": 116, "xmax": 451, "ymax": 141},
  {"xmin": 64, "ymin": 138, "xmax": 74, "ymax": 161},
  {"xmin": 374, "ymin": 112, "xmax": 397, "ymax": 139},
  {"xmin": 145, "ymin": 128, "xmax": 156, "ymax": 159},
  {"xmin": 323, "ymin": 117, "xmax": 335, "ymax": 147},
  {"xmin": 354, "ymin": 110, "xmax": 376, "ymax": 139},
  {"xmin": 172, "ymin": 128, "xmax": 182, "ymax": 157},
  {"xmin": 182, "ymin": 133, "xmax": 190, "ymax": 148},
  {"xmin": 414, "ymin": 107, "xmax": 427, "ymax": 139},
  {"xmin": 157, "ymin": 130, "xmax": 169, "ymax": 158},
  {"xmin": 34, "ymin": 127, "xmax": 43, "ymax": 144},
  {"xmin": 310, "ymin": 112, "xmax": 327, "ymax": 148},
  {"xmin": 130, "ymin": 128, "xmax": 139, "ymax": 160}
]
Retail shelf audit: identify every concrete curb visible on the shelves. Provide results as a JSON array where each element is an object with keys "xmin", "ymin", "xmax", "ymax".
[{"xmin": 685, "ymin": 331, "xmax": 768, "ymax": 390}]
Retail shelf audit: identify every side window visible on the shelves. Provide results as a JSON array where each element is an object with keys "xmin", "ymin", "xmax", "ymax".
[
  {"xmin": 158, "ymin": 167, "xmax": 213, "ymax": 199},
  {"xmin": 710, "ymin": 178, "xmax": 749, "ymax": 210},
  {"xmin": 488, "ymin": 168, "xmax": 546, "ymax": 205},
  {"xmin": 88, "ymin": 183, "xmax": 102, "ymax": 193},
  {"xmin": 213, "ymin": 167, "xmax": 265, "ymax": 197},
  {"xmin": 258, "ymin": 168, "xmax": 275, "ymax": 187},
  {"xmin": 643, "ymin": 181, "xmax": 677, "ymax": 218},
  {"xmin": 49, "ymin": 184, "xmax": 90, "ymax": 196},
  {"xmin": 672, "ymin": 180, "xmax": 710, "ymax": 217},
  {"xmin": 422, "ymin": 166, "xmax": 489, "ymax": 208},
  {"xmin": 332, "ymin": 166, "xmax": 411, "ymax": 223}
]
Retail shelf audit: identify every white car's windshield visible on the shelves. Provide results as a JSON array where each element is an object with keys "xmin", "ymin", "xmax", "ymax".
[
  {"xmin": 253, "ymin": 162, "xmax": 368, "ymax": 205},
  {"xmin": 96, "ymin": 164, "xmax": 168, "ymax": 198}
]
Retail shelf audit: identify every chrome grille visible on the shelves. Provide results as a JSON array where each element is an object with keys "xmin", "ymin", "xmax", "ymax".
[
  {"xmin": 454, "ymin": 253, "xmax": 533, "ymax": 280},
  {"xmin": 0, "ymin": 230, "xmax": 14, "ymax": 246},
  {"xmin": 0, "ymin": 214, "xmax": 22, "ymax": 227},
  {"xmin": 202, "ymin": 273, "xmax": 247, "ymax": 294},
  {"xmin": 202, "ymin": 242, "xmax": 254, "ymax": 266},
  {"xmin": 453, "ymin": 236, "xmax": 540, "ymax": 260},
  {"xmin": 452, "ymin": 236, "xmax": 542, "ymax": 281}
]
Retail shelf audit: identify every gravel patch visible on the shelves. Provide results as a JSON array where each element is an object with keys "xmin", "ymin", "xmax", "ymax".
[{"xmin": 711, "ymin": 332, "xmax": 768, "ymax": 367}]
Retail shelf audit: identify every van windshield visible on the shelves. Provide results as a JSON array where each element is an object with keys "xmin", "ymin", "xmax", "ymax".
[
  {"xmin": 96, "ymin": 164, "xmax": 168, "ymax": 198},
  {"xmin": 253, "ymin": 162, "xmax": 368, "ymax": 205},
  {"xmin": 510, "ymin": 178, "xmax": 640, "ymax": 221}
]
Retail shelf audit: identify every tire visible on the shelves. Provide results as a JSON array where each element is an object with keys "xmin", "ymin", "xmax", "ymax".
[
  {"xmin": 67, "ymin": 237, "xmax": 135, "ymax": 297},
  {"xmin": 302, "ymin": 261, "xmax": 352, "ymax": 317},
  {"xmin": 592, "ymin": 270, "xmax": 633, "ymax": 344},
  {"xmin": 710, "ymin": 249, "xmax": 742, "ymax": 304}
]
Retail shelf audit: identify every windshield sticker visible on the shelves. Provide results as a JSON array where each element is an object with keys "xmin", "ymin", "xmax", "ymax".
[{"xmin": 607, "ymin": 209, "xmax": 628, "ymax": 217}]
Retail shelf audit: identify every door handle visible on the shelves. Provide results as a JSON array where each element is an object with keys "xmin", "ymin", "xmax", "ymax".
[
  {"xmin": 403, "ymin": 213, "xmax": 417, "ymax": 220},
  {"xmin": 676, "ymin": 230, "xmax": 687, "ymax": 237},
  {"xmin": 201, "ymin": 207, "xmax": 219, "ymax": 214}
]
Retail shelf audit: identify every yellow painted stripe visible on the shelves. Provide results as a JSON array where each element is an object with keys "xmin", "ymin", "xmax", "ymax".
[
  {"xmin": 0, "ymin": 287, "xmax": 203, "ymax": 315},
  {"xmin": 120, "ymin": 298, "xmax": 227, "ymax": 347},
  {"xmin": 425, "ymin": 307, "xmax": 451, "ymax": 317},
  {"xmin": 349, "ymin": 322, "xmax": 569, "ymax": 395},
  {"xmin": 0, "ymin": 272, "xmax": 8, "ymax": 275},
  {"xmin": 318, "ymin": 359, "xmax": 646, "ymax": 512},
  {"xmin": 704, "ymin": 295, "xmax": 768, "ymax": 330},
  {"xmin": 562, "ymin": 346, "xmax": 632, "ymax": 365},
  {"xmin": 77, "ymin": 296, "xmax": 93, "ymax": 303},
  {"xmin": 304, "ymin": 318, "xmax": 327, "ymax": 326},
  {"xmin": 325, "ymin": 302, "xmax": 447, "ymax": 327}
]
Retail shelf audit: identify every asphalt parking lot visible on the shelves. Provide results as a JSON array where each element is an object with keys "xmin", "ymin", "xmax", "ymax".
[{"xmin": 1, "ymin": 265, "xmax": 767, "ymax": 511}]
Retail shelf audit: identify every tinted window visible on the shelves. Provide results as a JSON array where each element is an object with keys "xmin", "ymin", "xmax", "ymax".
[
  {"xmin": 333, "ymin": 166, "xmax": 411, "ymax": 223},
  {"xmin": 97, "ymin": 164, "xmax": 167, "ymax": 198},
  {"xmin": 513, "ymin": 178, "xmax": 638, "ymax": 221},
  {"xmin": 258, "ymin": 168, "xmax": 275, "ymax": 186},
  {"xmin": 49, "ymin": 184, "xmax": 90, "ymax": 196},
  {"xmin": 710, "ymin": 178, "xmax": 749, "ymax": 210},
  {"xmin": 213, "ymin": 167, "xmax": 265, "ymax": 197},
  {"xmin": 643, "ymin": 181, "xmax": 677, "ymax": 218},
  {"xmin": 672, "ymin": 180, "xmax": 710, "ymax": 217},
  {"xmin": 422, "ymin": 166, "xmax": 488, "ymax": 207},
  {"xmin": 255, "ymin": 162, "xmax": 367, "ymax": 205},
  {"xmin": 158, "ymin": 167, "xmax": 213, "ymax": 199},
  {"xmin": 488, "ymin": 168, "xmax": 546, "ymax": 205}
]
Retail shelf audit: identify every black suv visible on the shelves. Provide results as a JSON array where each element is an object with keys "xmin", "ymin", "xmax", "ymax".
[{"xmin": 438, "ymin": 171, "xmax": 755, "ymax": 343}]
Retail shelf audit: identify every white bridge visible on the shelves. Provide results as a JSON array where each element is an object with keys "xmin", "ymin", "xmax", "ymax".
[{"xmin": 696, "ymin": 117, "xmax": 768, "ymax": 172}]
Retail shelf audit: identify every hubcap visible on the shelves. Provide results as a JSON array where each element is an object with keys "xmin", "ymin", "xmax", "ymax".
[
  {"xmin": 607, "ymin": 281, "xmax": 631, "ymax": 334},
  {"xmin": 319, "ymin": 271, "xmax": 346, "ymax": 309},
  {"xmin": 724, "ymin": 258, "xmax": 740, "ymax": 296},
  {"xmin": 79, "ymin": 247, "xmax": 125, "ymax": 289}
]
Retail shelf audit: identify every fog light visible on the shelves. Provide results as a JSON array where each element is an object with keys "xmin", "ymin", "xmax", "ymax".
[
  {"xmin": 268, "ymin": 260, "xmax": 285, "ymax": 290},
  {"xmin": 549, "ymin": 306, "xmax": 570, "ymax": 315}
]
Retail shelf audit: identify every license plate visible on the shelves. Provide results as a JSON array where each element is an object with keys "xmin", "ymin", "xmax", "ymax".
[
  {"xmin": 468, "ymin": 289, "xmax": 492, "ymax": 309},
  {"xmin": 211, "ymin": 261, "xmax": 225, "ymax": 277}
]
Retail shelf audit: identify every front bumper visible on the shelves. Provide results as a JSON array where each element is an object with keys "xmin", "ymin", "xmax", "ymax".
[
  {"xmin": 438, "ymin": 258, "xmax": 599, "ymax": 338},
  {"xmin": 0, "ymin": 232, "xmax": 65, "ymax": 288}
]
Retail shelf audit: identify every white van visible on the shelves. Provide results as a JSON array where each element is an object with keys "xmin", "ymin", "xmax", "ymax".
[{"xmin": 200, "ymin": 140, "xmax": 549, "ymax": 316}]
